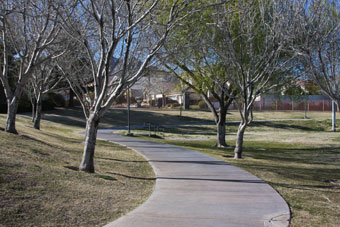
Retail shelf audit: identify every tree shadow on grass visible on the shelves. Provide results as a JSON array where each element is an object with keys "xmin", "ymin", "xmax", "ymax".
[
  {"xmin": 244, "ymin": 146, "xmax": 340, "ymax": 166},
  {"xmin": 107, "ymin": 172, "xmax": 156, "ymax": 181},
  {"xmin": 268, "ymin": 181, "xmax": 339, "ymax": 191},
  {"xmin": 20, "ymin": 135, "xmax": 55, "ymax": 148},
  {"xmin": 98, "ymin": 157, "xmax": 148, "ymax": 163},
  {"xmin": 236, "ymin": 160, "xmax": 340, "ymax": 189},
  {"xmin": 64, "ymin": 166, "xmax": 117, "ymax": 181},
  {"xmin": 162, "ymin": 125, "xmax": 216, "ymax": 136},
  {"xmin": 94, "ymin": 174, "xmax": 117, "ymax": 181},
  {"xmin": 41, "ymin": 107, "xmax": 210, "ymax": 129},
  {"xmin": 170, "ymin": 140, "xmax": 229, "ymax": 151},
  {"xmin": 64, "ymin": 166, "xmax": 79, "ymax": 171},
  {"xmin": 248, "ymin": 121, "xmax": 324, "ymax": 131},
  {"xmin": 36, "ymin": 132, "xmax": 82, "ymax": 145},
  {"xmin": 41, "ymin": 108, "xmax": 86, "ymax": 127},
  {"xmin": 180, "ymin": 140, "xmax": 340, "ymax": 188}
]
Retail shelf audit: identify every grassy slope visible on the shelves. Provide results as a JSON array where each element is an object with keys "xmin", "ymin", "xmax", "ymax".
[{"xmin": 0, "ymin": 113, "xmax": 155, "ymax": 227}]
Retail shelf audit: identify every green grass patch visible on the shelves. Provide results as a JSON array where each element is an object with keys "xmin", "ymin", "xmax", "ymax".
[{"xmin": 3, "ymin": 107, "xmax": 338, "ymax": 226}]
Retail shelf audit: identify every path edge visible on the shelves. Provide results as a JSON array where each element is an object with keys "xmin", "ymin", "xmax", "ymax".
[
  {"xmin": 99, "ymin": 134, "xmax": 291, "ymax": 227},
  {"xmin": 98, "ymin": 136, "xmax": 160, "ymax": 227}
]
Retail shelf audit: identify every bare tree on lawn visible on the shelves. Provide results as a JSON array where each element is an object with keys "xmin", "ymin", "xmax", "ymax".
[
  {"xmin": 286, "ymin": 0, "xmax": 340, "ymax": 108},
  {"xmin": 0, "ymin": 0, "xmax": 63, "ymax": 134},
  {"xmin": 155, "ymin": 74, "xmax": 177, "ymax": 108},
  {"xmin": 211, "ymin": 0, "xmax": 295, "ymax": 158},
  {"xmin": 27, "ymin": 61, "xmax": 65, "ymax": 130},
  {"xmin": 159, "ymin": 1, "xmax": 236, "ymax": 147},
  {"xmin": 161, "ymin": 57, "xmax": 236, "ymax": 147},
  {"xmin": 57, "ymin": 0, "xmax": 192, "ymax": 173}
]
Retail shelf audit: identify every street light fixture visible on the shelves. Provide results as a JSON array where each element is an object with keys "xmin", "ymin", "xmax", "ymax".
[{"xmin": 126, "ymin": 86, "xmax": 133, "ymax": 136}]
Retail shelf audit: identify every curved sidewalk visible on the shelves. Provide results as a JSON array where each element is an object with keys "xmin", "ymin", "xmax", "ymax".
[{"xmin": 98, "ymin": 130, "xmax": 290, "ymax": 227}]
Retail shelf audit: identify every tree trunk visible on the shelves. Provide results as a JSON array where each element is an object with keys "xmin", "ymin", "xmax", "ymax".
[
  {"xmin": 183, "ymin": 92, "xmax": 190, "ymax": 110},
  {"xmin": 31, "ymin": 98, "xmax": 36, "ymax": 122},
  {"xmin": 79, "ymin": 114, "xmax": 99, "ymax": 173},
  {"xmin": 6, "ymin": 97, "xmax": 19, "ymax": 134},
  {"xmin": 216, "ymin": 120, "xmax": 227, "ymax": 147},
  {"xmin": 68, "ymin": 89, "xmax": 74, "ymax": 107},
  {"xmin": 304, "ymin": 96, "xmax": 308, "ymax": 119},
  {"xmin": 162, "ymin": 94, "xmax": 166, "ymax": 108},
  {"xmin": 216, "ymin": 107, "xmax": 228, "ymax": 147},
  {"xmin": 33, "ymin": 95, "xmax": 42, "ymax": 130},
  {"xmin": 234, "ymin": 123, "xmax": 247, "ymax": 159}
]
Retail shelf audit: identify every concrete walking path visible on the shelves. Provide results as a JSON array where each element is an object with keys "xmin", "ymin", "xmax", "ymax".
[{"xmin": 98, "ymin": 130, "xmax": 290, "ymax": 227}]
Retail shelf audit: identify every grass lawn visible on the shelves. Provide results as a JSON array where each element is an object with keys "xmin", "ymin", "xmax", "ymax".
[
  {"xmin": 110, "ymin": 108, "xmax": 340, "ymax": 227},
  {"xmin": 130, "ymin": 107, "xmax": 336, "ymax": 122},
  {"xmin": 0, "ymin": 112, "xmax": 155, "ymax": 227},
  {"xmin": 2, "ymin": 107, "xmax": 339, "ymax": 226}
]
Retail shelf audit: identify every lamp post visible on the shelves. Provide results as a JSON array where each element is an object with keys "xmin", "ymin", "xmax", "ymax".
[
  {"xmin": 332, "ymin": 84, "xmax": 338, "ymax": 132},
  {"xmin": 332, "ymin": 100, "xmax": 336, "ymax": 132},
  {"xmin": 126, "ymin": 86, "xmax": 133, "ymax": 136}
]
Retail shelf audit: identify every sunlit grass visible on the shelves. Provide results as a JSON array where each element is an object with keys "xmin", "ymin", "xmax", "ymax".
[
  {"xmin": 0, "ymin": 113, "xmax": 155, "ymax": 227},
  {"xmin": 3, "ymin": 107, "xmax": 339, "ymax": 226}
]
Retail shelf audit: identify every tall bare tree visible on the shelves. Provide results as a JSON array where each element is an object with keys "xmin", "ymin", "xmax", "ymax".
[
  {"xmin": 159, "ymin": 1, "xmax": 235, "ymax": 147},
  {"xmin": 161, "ymin": 57, "xmax": 235, "ymax": 147},
  {"xmin": 211, "ymin": 0, "xmax": 294, "ymax": 158},
  {"xmin": 286, "ymin": 0, "xmax": 340, "ymax": 109},
  {"xmin": 57, "ymin": 0, "xmax": 192, "ymax": 173},
  {"xmin": 0, "ymin": 0, "xmax": 63, "ymax": 134},
  {"xmin": 27, "ymin": 61, "xmax": 64, "ymax": 130}
]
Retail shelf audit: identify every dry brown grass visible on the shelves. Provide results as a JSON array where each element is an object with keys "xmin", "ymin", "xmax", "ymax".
[
  {"xmin": 0, "ymin": 114, "xmax": 155, "ymax": 227},
  {"xmin": 137, "ymin": 109, "xmax": 336, "ymax": 122},
  {"xmin": 2, "ymin": 108, "xmax": 337, "ymax": 226}
]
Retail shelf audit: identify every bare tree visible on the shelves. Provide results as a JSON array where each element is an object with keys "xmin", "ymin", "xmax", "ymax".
[
  {"xmin": 210, "ymin": 0, "xmax": 294, "ymax": 158},
  {"xmin": 0, "ymin": 0, "xmax": 63, "ymax": 134},
  {"xmin": 286, "ymin": 0, "xmax": 340, "ymax": 112},
  {"xmin": 154, "ymin": 74, "xmax": 177, "ymax": 108},
  {"xmin": 161, "ymin": 56, "xmax": 235, "ymax": 147},
  {"xmin": 159, "ymin": 1, "xmax": 236, "ymax": 147},
  {"xmin": 57, "ymin": 0, "xmax": 192, "ymax": 173},
  {"xmin": 27, "ymin": 62, "xmax": 64, "ymax": 130}
]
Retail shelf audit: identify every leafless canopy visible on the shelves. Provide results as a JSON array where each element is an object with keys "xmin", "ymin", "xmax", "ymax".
[
  {"xmin": 53, "ymin": 0, "xmax": 193, "ymax": 172},
  {"xmin": 56, "ymin": 0, "xmax": 191, "ymax": 119},
  {"xmin": 207, "ymin": 0, "xmax": 295, "ymax": 157},
  {"xmin": 285, "ymin": 0, "xmax": 340, "ymax": 104},
  {"xmin": 0, "ymin": 0, "xmax": 63, "ymax": 133}
]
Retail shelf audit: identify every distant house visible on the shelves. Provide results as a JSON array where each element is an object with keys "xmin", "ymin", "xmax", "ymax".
[
  {"xmin": 130, "ymin": 68, "xmax": 180, "ymax": 107},
  {"xmin": 109, "ymin": 57, "xmax": 205, "ymax": 109}
]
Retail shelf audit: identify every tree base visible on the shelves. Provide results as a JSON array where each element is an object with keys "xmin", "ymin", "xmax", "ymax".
[
  {"xmin": 5, "ymin": 128, "xmax": 18, "ymax": 134},
  {"xmin": 215, "ymin": 143, "xmax": 231, "ymax": 148},
  {"xmin": 79, "ymin": 165, "xmax": 95, "ymax": 173},
  {"xmin": 234, "ymin": 152, "xmax": 242, "ymax": 159}
]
